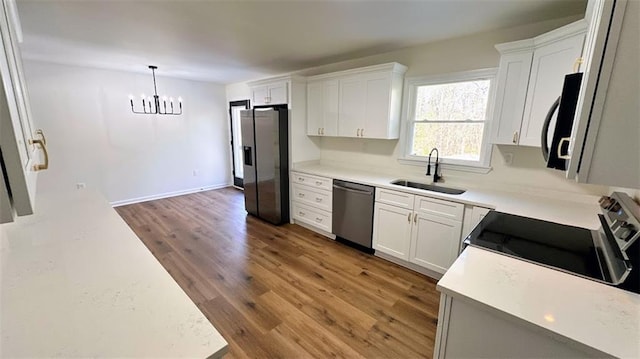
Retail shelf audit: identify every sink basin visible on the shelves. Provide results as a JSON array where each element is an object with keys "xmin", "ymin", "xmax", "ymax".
[{"xmin": 390, "ymin": 180, "xmax": 466, "ymax": 195}]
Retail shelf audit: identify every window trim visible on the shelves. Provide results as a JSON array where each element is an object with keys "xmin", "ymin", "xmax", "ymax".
[{"xmin": 399, "ymin": 68, "xmax": 498, "ymax": 170}]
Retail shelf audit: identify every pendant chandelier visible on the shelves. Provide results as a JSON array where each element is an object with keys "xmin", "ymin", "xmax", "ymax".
[{"xmin": 129, "ymin": 65, "xmax": 182, "ymax": 115}]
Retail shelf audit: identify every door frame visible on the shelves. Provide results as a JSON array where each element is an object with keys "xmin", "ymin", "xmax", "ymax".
[{"xmin": 229, "ymin": 100, "xmax": 250, "ymax": 188}]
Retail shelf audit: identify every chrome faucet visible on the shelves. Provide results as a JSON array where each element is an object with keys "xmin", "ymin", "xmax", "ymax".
[{"xmin": 426, "ymin": 148, "xmax": 442, "ymax": 183}]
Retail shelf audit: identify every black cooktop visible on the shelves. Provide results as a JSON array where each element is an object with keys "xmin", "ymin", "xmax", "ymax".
[{"xmin": 466, "ymin": 211, "xmax": 605, "ymax": 281}]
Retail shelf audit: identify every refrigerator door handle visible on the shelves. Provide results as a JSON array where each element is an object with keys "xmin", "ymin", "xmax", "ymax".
[{"xmin": 541, "ymin": 96, "xmax": 561, "ymax": 162}]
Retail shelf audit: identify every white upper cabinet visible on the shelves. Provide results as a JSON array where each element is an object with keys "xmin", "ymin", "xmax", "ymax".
[
  {"xmin": 250, "ymin": 80, "xmax": 288, "ymax": 106},
  {"xmin": 490, "ymin": 21, "xmax": 586, "ymax": 147},
  {"xmin": 490, "ymin": 41, "xmax": 534, "ymax": 145},
  {"xmin": 307, "ymin": 62, "xmax": 407, "ymax": 139},
  {"xmin": 337, "ymin": 75, "xmax": 366, "ymax": 137},
  {"xmin": 362, "ymin": 71, "xmax": 394, "ymax": 139},
  {"xmin": 0, "ymin": 0, "xmax": 44, "ymax": 223},
  {"xmin": 306, "ymin": 79, "xmax": 339, "ymax": 136},
  {"xmin": 567, "ymin": 0, "xmax": 639, "ymax": 189},
  {"xmin": 519, "ymin": 32, "xmax": 586, "ymax": 146}
]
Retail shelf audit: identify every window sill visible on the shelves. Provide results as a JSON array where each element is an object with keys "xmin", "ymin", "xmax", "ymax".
[{"xmin": 397, "ymin": 158, "xmax": 493, "ymax": 174}]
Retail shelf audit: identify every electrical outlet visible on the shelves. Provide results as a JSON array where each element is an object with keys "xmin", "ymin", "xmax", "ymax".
[
  {"xmin": 76, "ymin": 183, "xmax": 86, "ymax": 190},
  {"xmin": 503, "ymin": 153, "xmax": 514, "ymax": 166},
  {"xmin": 192, "ymin": 169, "xmax": 199, "ymax": 177}
]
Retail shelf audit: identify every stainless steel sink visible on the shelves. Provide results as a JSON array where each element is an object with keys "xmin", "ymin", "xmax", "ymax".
[{"xmin": 390, "ymin": 180, "xmax": 466, "ymax": 195}]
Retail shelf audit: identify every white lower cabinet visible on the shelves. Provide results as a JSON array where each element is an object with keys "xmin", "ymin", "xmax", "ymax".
[
  {"xmin": 372, "ymin": 202, "xmax": 413, "ymax": 260},
  {"xmin": 461, "ymin": 205, "xmax": 492, "ymax": 241},
  {"xmin": 291, "ymin": 171, "xmax": 333, "ymax": 235},
  {"xmin": 292, "ymin": 202, "xmax": 332, "ymax": 234},
  {"xmin": 373, "ymin": 188, "xmax": 464, "ymax": 276},
  {"xmin": 410, "ymin": 213, "xmax": 462, "ymax": 273}
]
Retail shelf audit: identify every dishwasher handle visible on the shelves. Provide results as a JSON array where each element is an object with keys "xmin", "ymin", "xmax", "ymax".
[{"xmin": 333, "ymin": 184, "xmax": 373, "ymax": 195}]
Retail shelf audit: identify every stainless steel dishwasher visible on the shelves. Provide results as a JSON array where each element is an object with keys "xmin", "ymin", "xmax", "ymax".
[{"xmin": 332, "ymin": 180, "xmax": 375, "ymax": 252}]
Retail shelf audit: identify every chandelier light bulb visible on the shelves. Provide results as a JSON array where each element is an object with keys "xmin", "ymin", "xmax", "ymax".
[{"xmin": 130, "ymin": 66, "xmax": 182, "ymax": 115}]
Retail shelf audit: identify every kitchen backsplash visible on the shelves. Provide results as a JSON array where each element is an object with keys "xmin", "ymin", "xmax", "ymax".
[{"xmin": 318, "ymin": 137, "xmax": 610, "ymax": 197}]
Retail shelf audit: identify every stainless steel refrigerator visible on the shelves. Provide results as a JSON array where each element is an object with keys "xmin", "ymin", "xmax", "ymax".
[{"xmin": 241, "ymin": 107, "xmax": 289, "ymax": 225}]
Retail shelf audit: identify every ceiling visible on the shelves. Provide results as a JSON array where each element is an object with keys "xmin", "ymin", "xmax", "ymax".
[{"xmin": 16, "ymin": 0, "xmax": 586, "ymax": 84}]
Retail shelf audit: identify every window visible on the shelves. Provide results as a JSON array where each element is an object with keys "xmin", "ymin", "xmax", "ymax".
[{"xmin": 402, "ymin": 69, "xmax": 496, "ymax": 169}]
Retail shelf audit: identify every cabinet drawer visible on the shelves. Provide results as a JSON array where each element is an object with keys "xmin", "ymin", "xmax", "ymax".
[
  {"xmin": 376, "ymin": 188, "xmax": 414, "ymax": 209},
  {"xmin": 414, "ymin": 196, "xmax": 464, "ymax": 221},
  {"xmin": 292, "ymin": 184, "xmax": 332, "ymax": 212},
  {"xmin": 291, "ymin": 172, "xmax": 332, "ymax": 191},
  {"xmin": 292, "ymin": 202, "xmax": 332, "ymax": 233}
]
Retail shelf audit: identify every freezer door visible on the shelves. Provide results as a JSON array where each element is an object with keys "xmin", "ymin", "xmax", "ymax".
[
  {"xmin": 240, "ymin": 110, "xmax": 257, "ymax": 216},
  {"xmin": 254, "ymin": 109, "xmax": 282, "ymax": 224}
]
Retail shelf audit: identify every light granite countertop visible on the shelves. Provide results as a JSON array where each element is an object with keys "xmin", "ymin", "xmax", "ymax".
[
  {"xmin": 0, "ymin": 189, "xmax": 228, "ymax": 358},
  {"xmin": 438, "ymin": 247, "xmax": 640, "ymax": 358},
  {"xmin": 292, "ymin": 163, "xmax": 602, "ymax": 229}
]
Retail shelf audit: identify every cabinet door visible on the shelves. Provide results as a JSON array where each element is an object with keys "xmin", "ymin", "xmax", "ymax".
[
  {"xmin": 0, "ymin": 0, "xmax": 38, "ymax": 217},
  {"xmin": 490, "ymin": 50, "xmax": 533, "ymax": 145},
  {"xmin": 268, "ymin": 82, "xmax": 288, "ymax": 105},
  {"xmin": 362, "ymin": 72, "xmax": 391, "ymax": 139},
  {"xmin": 251, "ymin": 85, "xmax": 268, "ymax": 106},
  {"xmin": 306, "ymin": 81, "xmax": 323, "ymax": 136},
  {"xmin": 338, "ymin": 76, "xmax": 365, "ymax": 137},
  {"xmin": 519, "ymin": 33, "xmax": 586, "ymax": 147},
  {"xmin": 461, "ymin": 206, "xmax": 491, "ymax": 243},
  {"xmin": 323, "ymin": 80, "xmax": 339, "ymax": 136},
  {"xmin": 470, "ymin": 207, "xmax": 490, "ymax": 226},
  {"xmin": 372, "ymin": 202, "xmax": 413, "ymax": 260},
  {"xmin": 410, "ymin": 213, "xmax": 462, "ymax": 274}
]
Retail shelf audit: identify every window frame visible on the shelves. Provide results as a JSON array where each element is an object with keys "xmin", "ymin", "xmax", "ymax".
[{"xmin": 399, "ymin": 68, "xmax": 498, "ymax": 171}]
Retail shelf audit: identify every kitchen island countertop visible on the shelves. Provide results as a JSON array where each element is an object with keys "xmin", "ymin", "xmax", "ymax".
[
  {"xmin": 0, "ymin": 189, "xmax": 228, "ymax": 358},
  {"xmin": 438, "ymin": 246, "xmax": 640, "ymax": 358}
]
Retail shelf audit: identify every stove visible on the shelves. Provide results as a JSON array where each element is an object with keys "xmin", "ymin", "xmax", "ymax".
[{"xmin": 464, "ymin": 192, "xmax": 640, "ymax": 294}]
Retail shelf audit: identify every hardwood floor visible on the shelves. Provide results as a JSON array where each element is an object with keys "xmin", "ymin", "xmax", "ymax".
[{"xmin": 116, "ymin": 187, "xmax": 440, "ymax": 358}]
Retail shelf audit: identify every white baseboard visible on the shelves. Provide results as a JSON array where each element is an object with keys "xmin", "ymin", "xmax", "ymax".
[{"xmin": 110, "ymin": 183, "xmax": 231, "ymax": 207}]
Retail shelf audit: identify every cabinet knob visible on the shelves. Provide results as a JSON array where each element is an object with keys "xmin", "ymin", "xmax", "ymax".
[
  {"xmin": 299, "ymin": 211, "xmax": 306, "ymax": 216},
  {"xmin": 414, "ymin": 213, "xmax": 417, "ymax": 223},
  {"xmin": 315, "ymin": 217, "xmax": 323, "ymax": 223},
  {"xmin": 315, "ymin": 197, "xmax": 322, "ymax": 202},
  {"xmin": 512, "ymin": 131, "xmax": 519, "ymax": 144},
  {"xmin": 361, "ymin": 128, "xmax": 364, "ymax": 137},
  {"xmin": 298, "ymin": 193, "xmax": 305, "ymax": 198},
  {"xmin": 315, "ymin": 181, "xmax": 322, "ymax": 185},
  {"xmin": 407, "ymin": 213, "xmax": 411, "ymax": 222}
]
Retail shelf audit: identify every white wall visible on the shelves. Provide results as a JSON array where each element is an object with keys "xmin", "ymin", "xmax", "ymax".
[
  {"xmin": 24, "ymin": 61, "xmax": 231, "ymax": 204},
  {"xmin": 226, "ymin": 82, "xmax": 250, "ymax": 103}
]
